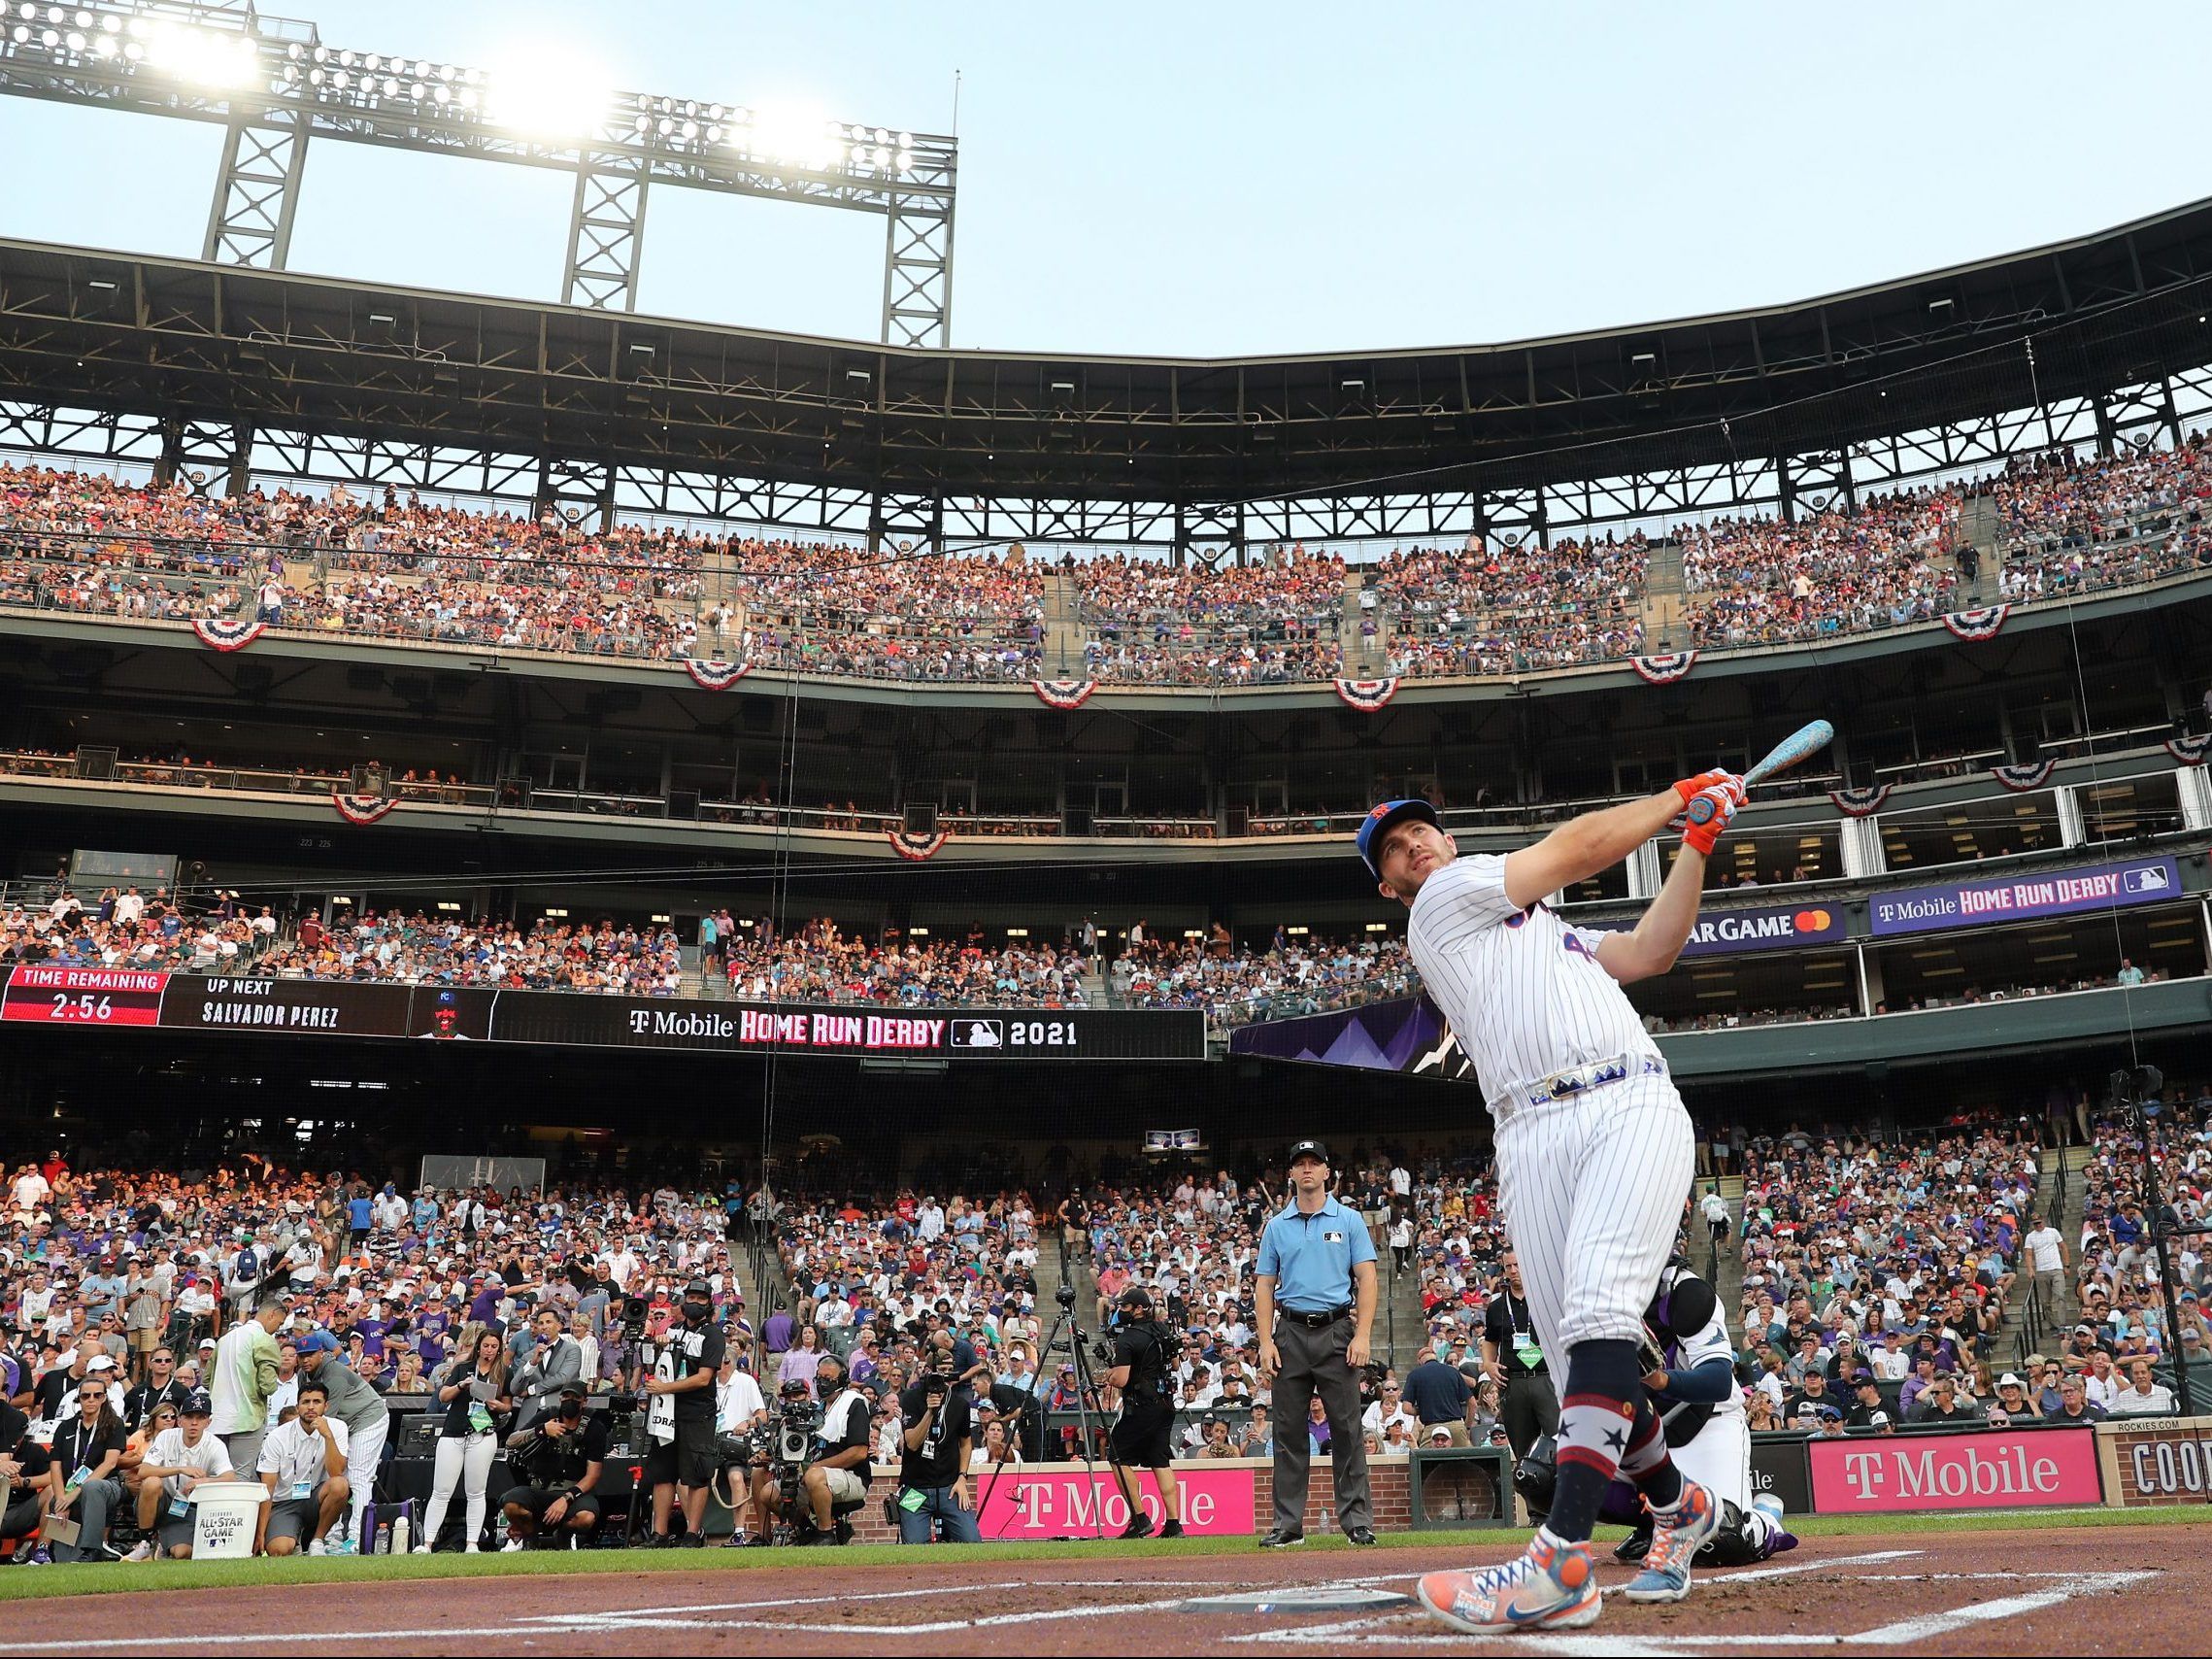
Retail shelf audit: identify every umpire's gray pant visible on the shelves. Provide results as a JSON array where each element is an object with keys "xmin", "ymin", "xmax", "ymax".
[{"xmin": 1269, "ymin": 1312, "xmax": 1371, "ymax": 1536}]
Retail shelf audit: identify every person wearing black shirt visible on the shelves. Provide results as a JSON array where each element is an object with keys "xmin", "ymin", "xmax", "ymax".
[
  {"xmin": 0, "ymin": 1400, "xmax": 51, "ymax": 1545},
  {"xmin": 1784, "ymin": 1369, "xmax": 1839, "ymax": 1423},
  {"xmin": 416, "ymin": 1331, "xmax": 513, "ymax": 1553},
  {"xmin": 46, "ymin": 1372, "xmax": 127, "ymax": 1560},
  {"xmin": 1481, "ymin": 1252, "xmax": 1558, "ymax": 1460},
  {"xmin": 895, "ymin": 1359, "xmax": 980, "ymax": 1543},
  {"xmin": 641, "ymin": 1280, "xmax": 727, "ymax": 1547},
  {"xmin": 122, "ymin": 1347, "xmax": 189, "ymax": 1434},
  {"xmin": 1102, "ymin": 1286, "xmax": 1185, "ymax": 1540},
  {"xmin": 1909, "ymin": 1374, "xmax": 1978, "ymax": 1426},
  {"xmin": 32, "ymin": 1345, "xmax": 106, "ymax": 1425},
  {"xmin": 1843, "ymin": 1377, "xmax": 1888, "ymax": 1430},
  {"xmin": 498, "ymin": 1382, "xmax": 609, "ymax": 1549},
  {"xmin": 792, "ymin": 1352, "xmax": 870, "ymax": 1545}
]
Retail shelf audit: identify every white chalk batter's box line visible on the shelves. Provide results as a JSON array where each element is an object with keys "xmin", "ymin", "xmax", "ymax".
[
  {"xmin": 0, "ymin": 1574, "xmax": 1328, "ymax": 1653},
  {"xmin": 1231, "ymin": 1562, "xmax": 2157, "ymax": 1652},
  {"xmin": 514, "ymin": 1553, "xmax": 1900, "ymax": 1638}
]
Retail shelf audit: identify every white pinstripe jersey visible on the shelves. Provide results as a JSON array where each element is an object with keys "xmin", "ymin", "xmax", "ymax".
[{"xmin": 1405, "ymin": 853, "xmax": 1661, "ymax": 1109}]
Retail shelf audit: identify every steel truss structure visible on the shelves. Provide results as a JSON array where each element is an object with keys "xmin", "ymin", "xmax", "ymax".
[
  {"xmin": 0, "ymin": 0, "xmax": 956, "ymax": 343},
  {"xmin": 1, "ymin": 199, "xmax": 2211, "ymax": 550}
]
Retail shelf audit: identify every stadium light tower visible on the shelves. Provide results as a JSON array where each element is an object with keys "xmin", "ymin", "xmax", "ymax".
[{"xmin": 0, "ymin": 0, "xmax": 958, "ymax": 344}]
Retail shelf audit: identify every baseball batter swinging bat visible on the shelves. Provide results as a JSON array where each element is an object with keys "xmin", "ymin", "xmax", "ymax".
[{"xmin": 1741, "ymin": 718, "xmax": 1835, "ymax": 789}]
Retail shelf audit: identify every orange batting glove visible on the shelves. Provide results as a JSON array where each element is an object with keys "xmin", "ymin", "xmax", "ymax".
[
  {"xmin": 1673, "ymin": 768, "xmax": 1747, "ymax": 810},
  {"xmin": 1680, "ymin": 783, "xmax": 1740, "ymax": 858}
]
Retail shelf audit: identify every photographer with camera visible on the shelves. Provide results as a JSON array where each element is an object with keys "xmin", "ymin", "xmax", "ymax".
[
  {"xmin": 794, "ymin": 1352, "xmax": 872, "ymax": 1545},
  {"xmin": 735, "ymin": 1378, "xmax": 817, "ymax": 1546},
  {"xmin": 498, "ymin": 1381, "xmax": 606, "ymax": 1550},
  {"xmin": 894, "ymin": 1348, "xmax": 980, "ymax": 1542},
  {"xmin": 1101, "ymin": 1286, "xmax": 1186, "ymax": 1541},
  {"xmin": 639, "ymin": 1280, "xmax": 724, "ymax": 1547}
]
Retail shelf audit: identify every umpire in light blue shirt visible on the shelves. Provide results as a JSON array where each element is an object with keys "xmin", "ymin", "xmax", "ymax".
[{"xmin": 1255, "ymin": 1139, "xmax": 1379, "ymax": 1547}]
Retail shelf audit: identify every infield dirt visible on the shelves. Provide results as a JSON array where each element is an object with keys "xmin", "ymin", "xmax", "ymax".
[{"xmin": 0, "ymin": 1521, "xmax": 2191, "ymax": 1655}]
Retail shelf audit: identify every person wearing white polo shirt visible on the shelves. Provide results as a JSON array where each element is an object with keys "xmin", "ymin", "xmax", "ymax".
[{"xmin": 255, "ymin": 1378, "xmax": 350, "ymax": 1557}]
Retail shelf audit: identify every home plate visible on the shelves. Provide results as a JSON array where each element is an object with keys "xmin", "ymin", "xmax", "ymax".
[{"xmin": 1182, "ymin": 1587, "xmax": 1417, "ymax": 1614}]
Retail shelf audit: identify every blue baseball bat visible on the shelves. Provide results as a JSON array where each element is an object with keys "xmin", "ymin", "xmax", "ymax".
[{"xmin": 1742, "ymin": 718, "xmax": 1835, "ymax": 788}]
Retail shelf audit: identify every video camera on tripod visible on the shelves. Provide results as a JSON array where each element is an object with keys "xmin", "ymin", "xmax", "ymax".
[
  {"xmin": 1039, "ymin": 1282, "xmax": 1117, "ymax": 1374},
  {"xmin": 719, "ymin": 1380, "xmax": 821, "ymax": 1484}
]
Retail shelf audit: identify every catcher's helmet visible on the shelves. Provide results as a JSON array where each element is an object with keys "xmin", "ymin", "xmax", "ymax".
[{"xmin": 1511, "ymin": 1433, "xmax": 1558, "ymax": 1518}]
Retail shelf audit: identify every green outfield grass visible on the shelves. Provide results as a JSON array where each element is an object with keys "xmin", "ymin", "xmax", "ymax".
[{"xmin": 0, "ymin": 1503, "xmax": 2203, "ymax": 1603}]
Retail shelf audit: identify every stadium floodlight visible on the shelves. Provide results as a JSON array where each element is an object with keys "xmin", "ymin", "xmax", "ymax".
[
  {"xmin": 0, "ymin": 0, "xmax": 958, "ymax": 343},
  {"xmin": 745, "ymin": 98, "xmax": 841, "ymax": 169},
  {"xmin": 485, "ymin": 40, "xmax": 614, "ymax": 138},
  {"xmin": 143, "ymin": 18, "xmax": 255, "ymax": 88}
]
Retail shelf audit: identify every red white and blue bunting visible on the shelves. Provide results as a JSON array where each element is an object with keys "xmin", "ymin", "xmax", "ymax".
[
  {"xmin": 1332, "ymin": 676, "xmax": 1400, "ymax": 713},
  {"xmin": 2164, "ymin": 734, "xmax": 2212, "ymax": 766},
  {"xmin": 191, "ymin": 618, "xmax": 265, "ymax": 653},
  {"xmin": 1990, "ymin": 760, "xmax": 2057, "ymax": 794},
  {"xmin": 680, "ymin": 658, "xmax": 752, "ymax": 692},
  {"xmin": 887, "ymin": 826, "xmax": 950, "ymax": 862},
  {"xmin": 1630, "ymin": 651, "xmax": 1698, "ymax": 686},
  {"xmin": 1941, "ymin": 605, "xmax": 2011, "ymax": 643},
  {"xmin": 1827, "ymin": 784, "xmax": 1894, "ymax": 818},
  {"xmin": 332, "ymin": 793, "xmax": 398, "ymax": 826},
  {"xmin": 1031, "ymin": 678, "xmax": 1098, "ymax": 711}
]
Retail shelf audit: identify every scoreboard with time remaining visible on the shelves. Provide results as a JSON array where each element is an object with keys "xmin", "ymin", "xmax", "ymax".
[{"xmin": 0, "ymin": 966, "xmax": 1207, "ymax": 1061}]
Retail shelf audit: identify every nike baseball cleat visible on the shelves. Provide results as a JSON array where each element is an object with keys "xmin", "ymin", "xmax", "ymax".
[
  {"xmin": 1624, "ymin": 1479, "xmax": 1722, "ymax": 1603},
  {"xmin": 1415, "ymin": 1533, "xmax": 1600, "ymax": 1633}
]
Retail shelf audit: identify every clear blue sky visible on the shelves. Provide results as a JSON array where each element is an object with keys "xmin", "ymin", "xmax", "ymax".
[{"xmin": 1, "ymin": 1, "xmax": 2205, "ymax": 356}]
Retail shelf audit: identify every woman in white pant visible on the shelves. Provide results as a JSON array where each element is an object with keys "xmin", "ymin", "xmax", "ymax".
[{"xmin": 416, "ymin": 1330, "xmax": 511, "ymax": 1553}]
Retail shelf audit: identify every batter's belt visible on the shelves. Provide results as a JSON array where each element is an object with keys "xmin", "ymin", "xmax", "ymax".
[{"xmin": 1488, "ymin": 1052, "xmax": 1668, "ymax": 1127}]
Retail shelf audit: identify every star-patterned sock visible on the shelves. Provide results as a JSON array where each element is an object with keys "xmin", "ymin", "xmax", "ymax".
[
  {"xmin": 1618, "ymin": 1393, "xmax": 1684, "ymax": 1510},
  {"xmin": 1545, "ymin": 1338, "xmax": 1642, "ymax": 1543}
]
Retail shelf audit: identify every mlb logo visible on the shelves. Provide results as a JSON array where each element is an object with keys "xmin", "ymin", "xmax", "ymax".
[
  {"xmin": 950, "ymin": 1019, "xmax": 1004, "ymax": 1048},
  {"xmin": 2122, "ymin": 865, "xmax": 2171, "ymax": 895}
]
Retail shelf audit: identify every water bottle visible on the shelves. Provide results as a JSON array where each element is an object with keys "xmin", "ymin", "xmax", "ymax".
[
  {"xmin": 390, "ymin": 1504, "xmax": 412, "ymax": 1556},
  {"xmin": 375, "ymin": 1523, "xmax": 390, "ymax": 1556}
]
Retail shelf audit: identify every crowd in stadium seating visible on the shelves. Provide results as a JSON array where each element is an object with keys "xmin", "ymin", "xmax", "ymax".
[
  {"xmin": 1722, "ymin": 1122, "xmax": 2040, "ymax": 1382},
  {"xmin": 0, "ymin": 887, "xmax": 268, "ymax": 974},
  {"xmin": 5, "ymin": 1085, "xmax": 2207, "ymax": 1562},
  {"xmin": 1374, "ymin": 533, "xmax": 1652, "ymax": 676},
  {"xmin": 1996, "ymin": 439, "xmax": 2212, "ymax": 559},
  {"xmin": 1115, "ymin": 930, "xmax": 1419, "ymax": 1026},
  {"xmin": 254, "ymin": 909, "xmax": 685, "ymax": 996},
  {"xmin": 706, "ymin": 918, "xmax": 1089, "ymax": 1009},
  {"xmin": 2068, "ymin": 1085, "xmax": 2212, "ymax": 1363},
  {"xmin": 0, "ymin": 436, "xmax": 2208, "ymax": 686},
  {"xmin": 1680, "ymin": 488, "xmax": 1959, "ymax": 647},
  {"xmin": 1076, "ymin": 551, "xmax": 1347, "ymax": 686},
  {"xmin": 769, "ymin": 1187, "xmax": 1046, "ymax": 1383},
  {"xmin": 0, "ymin": 1149, "xmax": 761, "ymax": 1559}
]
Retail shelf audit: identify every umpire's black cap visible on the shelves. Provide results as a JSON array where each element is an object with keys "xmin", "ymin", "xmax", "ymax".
[
  {"xmin": 1288, "ymin": 1139, "xmax": 1331, "ymax": 1168},
  {"xmin": 1117, "ymin": 1285, "xmax": 1154, "ymax": 1312}
]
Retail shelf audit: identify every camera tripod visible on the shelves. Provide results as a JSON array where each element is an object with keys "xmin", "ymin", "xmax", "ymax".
[{"xmin": 976, "ymin": 1282, "xmax": 1113, "ymax": 1540}]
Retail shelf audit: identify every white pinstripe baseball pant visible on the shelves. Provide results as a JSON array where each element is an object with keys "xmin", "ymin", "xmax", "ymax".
[{"xmin": 1495, "ymin": 1076, "xmax": 1694, "ymax": 1366}]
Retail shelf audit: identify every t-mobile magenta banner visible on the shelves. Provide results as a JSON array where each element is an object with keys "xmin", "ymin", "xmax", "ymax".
[
  {"xmin": 1808, "ymin": 1428, "xmax": 2101, "ymax": 1513},
  {"xmin": 972, "ymin": 1467, "xmax": 1256, "ymax": 1539}
]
